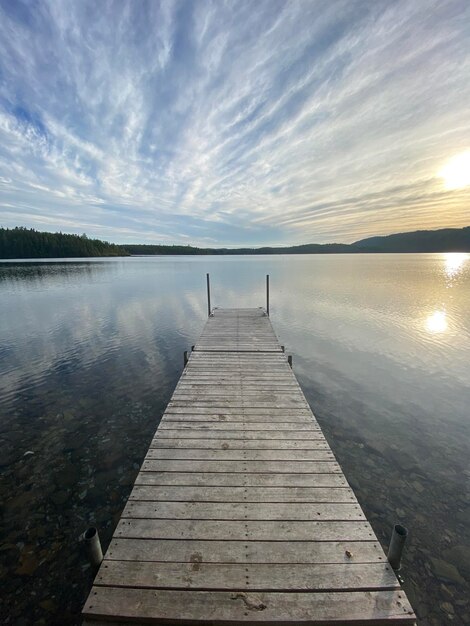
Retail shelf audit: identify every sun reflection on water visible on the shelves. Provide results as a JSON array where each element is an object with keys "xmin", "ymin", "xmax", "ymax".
[
  {"xmin": 426, "ymin": 310, "xmax": 447, "ymax": 333},
  {"xmin": 444, "ymin": 252, "xmax": 468, "ymax": 279}
]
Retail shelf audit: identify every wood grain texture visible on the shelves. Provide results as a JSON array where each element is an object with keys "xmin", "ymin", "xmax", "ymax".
[
  {"xmin": 121, "ymin": 501, "xmax": 365, "ymax": 521},
  {"xmin": 115, "ymin": 518, "xmax": 375, "ymax": 541},
  {"xmin": 83, "ymin": 588, "xmax": 415, "ymax": 624},
  {"xmin": 95, "ymin": 561, "xmax": 399, "ymax": 592},
  {"xmin": 128, "ymin": 485, "xmax": 355, "ymax": 503},
  {"xmin": 105, "ymin": 537, "xmax": 385, "ymax": 564},
  {"xmin": 149, "ymin": 438, "xmax": 329, "ymax": 449},
  {"xmin": 134, "ymin": 472, "xmax": 349, "ymax": 487}
]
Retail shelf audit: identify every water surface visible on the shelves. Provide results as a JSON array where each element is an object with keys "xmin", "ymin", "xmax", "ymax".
[{"xmin": 0, "ymin": 254, "xmax": 469, "ymax": 625}]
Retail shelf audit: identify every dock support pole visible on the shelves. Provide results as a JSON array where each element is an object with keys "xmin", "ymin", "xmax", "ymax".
[
  {"xmin": 288, "ymin": 355, "xmax": 293, "ymax": 368},
  {"xmin": 184, "ymin": 351, "xmax": 188, "ymax": 367},
  {"xmin": 266, "ymin": 274, "xmax": 270, "ymax": 316},
  {"xmin": 387, "ymin": 524, "xmax": 408, "ymax": 571},
  {"xmin": 206, "ymin": 273, "xmax": 211, "ymax": 317},
  {"xmin": 80, "ymin": 527, "xmax": 103, "ymax": 568}
]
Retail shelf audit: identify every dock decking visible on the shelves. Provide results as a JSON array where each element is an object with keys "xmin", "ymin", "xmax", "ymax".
[{"xmin": 82, "ymin": 308, "xmax": 415, "ymax": 625}]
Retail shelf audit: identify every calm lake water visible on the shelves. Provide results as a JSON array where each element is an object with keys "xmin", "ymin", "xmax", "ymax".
[{"xmin": 0, "ymin": 253, "xmax": 469, "ymax": 625}]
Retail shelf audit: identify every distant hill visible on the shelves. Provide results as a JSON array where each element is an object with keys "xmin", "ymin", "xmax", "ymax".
[
  {"xmin": 124, "ymin": 226, "xmax": 470, "ymax": 255},
  {"xmin": 123, "ymin": 242, "xmax": 353, "ymax": 255},
  {"xmin": 352, "ymin": 226, "xmax": 470, "ymax": 252},
  {"xmin": 0, "ymin": 227, "xmax": 128, "ymax": 258},
  {"xmin": 1, "ymin": 225, "xmax": 468, "ymax": 258}
]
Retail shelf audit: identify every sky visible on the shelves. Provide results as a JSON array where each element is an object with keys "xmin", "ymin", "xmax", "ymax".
[{"xmin": 0, "ymin": 0, "xmax": 469, "ymax": 246}]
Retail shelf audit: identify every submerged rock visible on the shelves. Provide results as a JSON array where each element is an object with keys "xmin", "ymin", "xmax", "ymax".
[
  {"xmin": 442, "ymin": 545, "xmax": 470, "ymax": 579},
  {"xmin": 430, "ymin": 557, "xmax": 466, "ymax": 585},
  {"xmin": 16, "ymin": 552, "xmax": 39, "ymax": 576}
]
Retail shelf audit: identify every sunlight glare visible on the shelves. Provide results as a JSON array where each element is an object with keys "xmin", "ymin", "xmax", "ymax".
[
  {"xmin": 444, "ymin": 252, "xmax": 468, "ymax": 278},
  {"xmin": 426, "ymin": 310, "xmax": 447, "ymax": 333},
  {"xmin": 440, "ymin": 150, "xmax": 470, "ymax": 189}
]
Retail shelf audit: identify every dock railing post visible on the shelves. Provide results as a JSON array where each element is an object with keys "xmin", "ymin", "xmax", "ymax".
[
  {"xmin": 79, "ymin": 527, "xmax": 103, "ymax": 568},
  {"xmin": 206, "ymin": 273, "xmax": 211, "ymax": 317},
  {"xmin": 387, "ymin": 524, "xmax": 408, "ymax": 571},
  {"xmin": 266, "ymin": 274, "xmax": 270, "ymax": 316}
]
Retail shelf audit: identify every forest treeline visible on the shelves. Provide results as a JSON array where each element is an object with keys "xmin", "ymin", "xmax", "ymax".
[
  {"xmin": 1, "ymin": 225, "xmax": 469, "ymax": 258},
  {"xmin": 0, "ymin": 227, "xmax": 128, "ymax": 258}
]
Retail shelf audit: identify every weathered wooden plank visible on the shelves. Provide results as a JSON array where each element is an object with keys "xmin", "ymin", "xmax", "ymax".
[
  {"xmin": 134, "ymin": 472, "xmax": 348, "ymax": 487},
  {"xmin": 154, "ymin": 429, "xmax": 325, "ymax": 439},
  {"xmin": 115, "ymin": 519, "xmax": 374, "ymax": 541},
  {"xmin": 163, "ymin": 408, "xmax": 312, "ymax": 415},
  {"xmin": 172, "ymin": 387, "xmax": 302, "ymax": 393},
  {"xmin": 187, "ymin": 353, "xmax": 287, "ymax": 357},
  {"xmin": 177, "ymin": 382, "xmax": 299, "ymax": 388},
  {"xmin": 179, "ymin": 377, "xmax": 297, "ymax": 382},
  {"xmin": 183, "ymin": 366, "xmax": 293, "ymax": 371},
  {"xmin": 159, "ymin": 420, "xmax": 317, "ymax": 428},
  {"xmin": 149, "ymin": 438, "xmax": 329, "ymax": 449},
  {"xmin": 170, "ymin": 392, "xmax": 306, "ymax": 398},
  {"xmin": 129, "ymin": 486, "xmax": 355, "ymax": 503},
  {"xmin": 186, "ymin": 365, "xmax": 290, "ymax": 369},
  {"xmin": 177, "ymin": 381, "xmax": 293, "ymax": 385},
  {"xmin": 106, "ymin": 537, "xmax": 384, "ymax": 564},
  {"xmin": 122, "ymin": 501, "xmax": 364, "ymax": 521},
  {"xmin": 187, "ymin": 361, "xmax": 289, "ymax": 365},
  {"xmin": 179, "ymin": 370, "xmax": 295, "ymax": 375},
  {"xmin": 133, "ymin": 471, "xmax": 348, "ymax": 487},
  {"xmin": 163, "ymin": 409, "xmax": 314, "ymax": 416},
  {"xmin": 160, "ymin": 415, "xmax": 314, "ymax": 423},
  {"xmin": 168, "ymin": 401, "xmax": 309, "ymax": 409},
  {"xmin": 83, "ymin": 588, "xmax": 415, "ymax": 624},
  {"xmin": 96, "ymin": 561, "xmax": 399, "ymax": 592},
  {"xmin": 145, "ymin": 449, "xmax": 335, "ymax": 461},
  {"xmin": 194, "ymin": 348, "xmax": 284, "ymax": 353},
  {"xmin": 140, "ymin": 460, "xmax": 341, "ymax": 473}
]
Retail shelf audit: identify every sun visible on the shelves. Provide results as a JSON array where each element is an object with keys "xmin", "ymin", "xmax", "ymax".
[{"xmin": 440, "ymin": 150, "xmax": 470, "ymax": 190}]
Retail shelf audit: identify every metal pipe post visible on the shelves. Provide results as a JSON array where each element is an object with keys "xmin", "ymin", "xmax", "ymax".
[
  {"xmin": 266, "ymin": 274, "xmax": 270, "ymax": 316},
  {"xmin": 80, "ymin": 527, "xmax": 103, "ymax": 568},
  {"xmin": 387, "ymin": 524, "xmax": 408, "ymax": 571},
  {"xmin": 206, "ymin": 273, "xmax": 211, "ymax": 317}
]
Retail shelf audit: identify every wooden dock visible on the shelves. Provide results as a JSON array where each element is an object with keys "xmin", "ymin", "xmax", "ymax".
[{"xmin": 82, "ymin": 308, "xmax": 416, "ymax": 625}]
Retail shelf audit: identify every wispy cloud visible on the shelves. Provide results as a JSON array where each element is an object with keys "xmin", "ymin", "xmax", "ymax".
[{"xmin": 0, "ymin": 0, "xmax": 469, "ymax": 245}]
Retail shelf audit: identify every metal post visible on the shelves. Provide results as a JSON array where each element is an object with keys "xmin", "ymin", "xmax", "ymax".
[
  {"xmin": 266, "ymin": 274, "xmax": 270, "ymax": 316},
  {"xmin": 387, "ymin": 524, "xmax": 408, "ymax": 571},
  {"xmin": 288, "ymin": 355, "xmax": 293, "ymax": 368},
  {"xmin": 206, "ymin": 273, "xmax": 211, "ymax": 317},
  {"xmin": 80, "ymin": 527, "xmax": 103, "ymax": 568}
]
